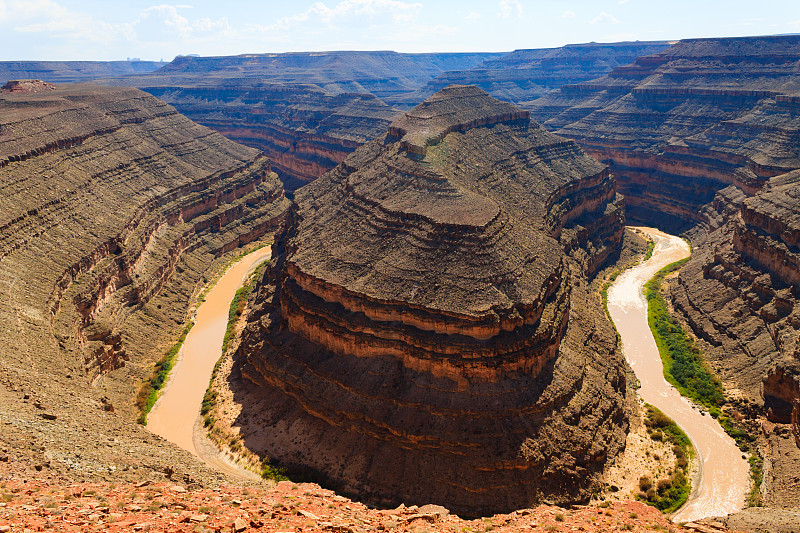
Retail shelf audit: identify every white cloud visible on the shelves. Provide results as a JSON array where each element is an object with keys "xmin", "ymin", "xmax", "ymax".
[
  {"xmin": 497, "ymin": 0, "xmax": 521, "ymax": 19},
  {"xmin": 562, "ymin": 10, "xmax": 575, "ymax": 18},
  {"xmin": 466, "ymin": 11, "xmax": 481, "ymax": 20},
  {"xmin": 384, "ymin": 22, "xmax": 457, "ymax": 42},
  {"xmin": 260, "ymin": 0, "xmax": 423, "ymax": 32},
  {"xmin": 790, "ymin": 19, "xmax": 800, "ymax": 27},
  {"xmin": 137, "ymin": 5, "xmax": 231, "ymax": 39},
  {"xmin": 591, "ymin": 11, "xmax": 619, "ymax": 24}
]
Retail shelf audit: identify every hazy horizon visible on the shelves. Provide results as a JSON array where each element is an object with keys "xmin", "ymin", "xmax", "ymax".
[{"xmin": 0, "ymin": 0, "xmax": 798, "ymax": 62}]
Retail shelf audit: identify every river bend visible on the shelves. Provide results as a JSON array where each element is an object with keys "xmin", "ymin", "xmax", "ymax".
[{"xmin": 607, "ymin": 228, "xmax": 749, "ymax": 522}]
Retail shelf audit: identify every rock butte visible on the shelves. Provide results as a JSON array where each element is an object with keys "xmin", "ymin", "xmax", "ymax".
[{"xmin": 235, "ymin": 86, "xmax": 628, "ymax": 515}]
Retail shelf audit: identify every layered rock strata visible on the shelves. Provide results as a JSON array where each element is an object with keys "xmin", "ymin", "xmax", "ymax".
[
  {"xmin": 0, "ymin": 81, "xmax": 289, "ymax": 477},
  {"xmin": 391, "ymin": 41, "xmax": 670, "ymax": 108},
  {"xmin": 148, "ymin": 51, "xmax": 502, "ymax": 100},
  {"xmin": 0, "ymin": 60, "xmax": 165, "ymax": 84},
  {"xmin": 528, "ymin": 35, "xmax": 800, "ymax": 232},
  {"xmin": 140, "ymin": 81, "xmax": 398, "ymax": 190},
  {"xmin": 670, "ymin": 173, "xmax": 800, "ymax": 434},
  {"xmin": 107, "ymin": 43, "xmax": 666, "ymax": 190},
  {"xmin": 236, "ymin": 86, "xmax": 627, "ymax": 515},
  {"xmin": 113, "ymin": 51, "xmax": 501, "ymax": 191}
]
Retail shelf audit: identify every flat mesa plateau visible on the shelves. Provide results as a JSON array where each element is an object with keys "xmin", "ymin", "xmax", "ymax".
[
  {"xmin": 147, "ymin": 246, "xmax": 272, "ymax": 462},
  {"xmin": 607, "ymin": 227, "xmax": 750, "ymax": 522}
]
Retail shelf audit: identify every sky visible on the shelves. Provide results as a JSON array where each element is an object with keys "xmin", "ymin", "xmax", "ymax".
[{"xmin": 0, "ymin": 0, "xmax": 798, "ymax": 61}]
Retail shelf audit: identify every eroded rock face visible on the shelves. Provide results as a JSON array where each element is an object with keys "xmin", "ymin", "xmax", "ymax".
[
  {"xmin": 149, "ymin": 51, "xmax": 502, "ymax": 100},
  {"xmin": 109, "ymin": 43, "xmax": 669, "ymax": 191},
  {"xmin": 139, "ymin": 81, "xmax": 398, "ymax": 190},
  {"xmin": 392, "ymin": 41, "xmax": 670, "ymax": 108},
  {"xmin": 236, "ymin": 86, "xmax": 627, "ymax": 515},
  {"xmin": 0, "ymin": 82, "xmax": 289, "ymax": 381},
  {"xmin": 528, "ymin": 35, "xmax": 800, "ymax": 232},
  {"xmin": 670, "ymin": 173, "xmax": 800, "ymax": 459}
]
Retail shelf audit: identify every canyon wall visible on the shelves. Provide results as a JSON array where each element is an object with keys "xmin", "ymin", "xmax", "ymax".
[
  {"xmin": 528, "ymin": 35, "xmax": 800, "ymax": 232},
  {"xmin": 0, "ymin": 81, "xmax": 289, "ymax": 481},
  {"xmin": 106, "ymin": 43, "xmax": 671, "ymax": 190},
  {"xmin": 235, "ymin": 86, "xmax": 627, "ymax": 515},
  {"xmin": 0, "ymin": 60, "xmax": 165, "ymax": 84},
  {"xmin": 525, "ymin": 34, "xmax": 800, "ymax": 505},
  {"xmin": 149, "ymin": 51, "xmax": 503, "ymax": 100},
  {"xmin": 140, "ymin": 81, "xmax": 398, "ymax": 190},
  {"xmin": 668, "ymin": 173, "xmax": 800, "ymax": 505},
  {"xmin": 390, "ymin": 41, "xmax": 670, "ymax": 108}
]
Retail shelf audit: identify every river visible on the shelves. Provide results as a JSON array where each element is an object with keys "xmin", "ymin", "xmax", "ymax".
[
  {"xmin": 147, "ymin": 246, "xmax": 271, "ymax": 476},
  {"xmin": 606, "ymin": 227, "xmax": 750, "ymax": 523}
]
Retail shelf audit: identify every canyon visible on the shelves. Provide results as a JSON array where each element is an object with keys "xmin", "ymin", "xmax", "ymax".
[
  {"xmin": 524, "ymin": 35, "xmax": 800, "ymax": 511},
  {"xmin": 232, "ymin": 85, "xmax": 628, "ymax": 515},
  {"xmin": 1, "ymin": 31, "xmax": 800, "ymax": 532},
  {"xmin": 64, "ymin": 43, "xmax": 665, "ymax": 191},
  {"xmin": 0, "ymin": 80, "xmax": 289, "ymax": 487}
]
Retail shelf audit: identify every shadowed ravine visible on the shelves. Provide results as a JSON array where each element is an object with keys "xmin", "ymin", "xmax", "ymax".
[{"xmin": 607, "ymin": 228, "xmax": 750, "ymax": 522}]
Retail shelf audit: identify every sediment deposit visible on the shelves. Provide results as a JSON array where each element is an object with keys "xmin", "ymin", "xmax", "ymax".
[
  {"xmin": 0, "ymin": 81, "xmax": 289, "ymax": 484},
  {"xmin": 235, "ymin": 86, "xmax": 627, "ymax": 515}
]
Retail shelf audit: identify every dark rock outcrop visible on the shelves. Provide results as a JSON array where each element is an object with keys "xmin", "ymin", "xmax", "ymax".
[
  {"xmin": 235, "ymin": 86, "xmax": 627, "ymax": 515},
  {"xmin": 528, "ymin": 35, "xmax": 800, "ymax": 232}
]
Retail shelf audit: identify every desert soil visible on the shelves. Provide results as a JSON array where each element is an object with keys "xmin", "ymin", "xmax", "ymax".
[{"xmin": 606, "ymin": 227, "xmax": 750, "ymax": 522}]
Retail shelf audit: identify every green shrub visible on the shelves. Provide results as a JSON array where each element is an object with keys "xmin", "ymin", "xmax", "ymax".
[
  {"xmin": 638, "ymin": 406, "xmax": 692, "ymax": 513},
  {"xmin": 136, "ymin": 323, "xmax": 193, "ymax": 424},
  {"xmin": 645, "ymin": 259, "xmax": 724, "ymax": 408}
]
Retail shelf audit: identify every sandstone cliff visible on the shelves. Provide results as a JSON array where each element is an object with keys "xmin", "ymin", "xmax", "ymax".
[
  {"xmin": 0, "ymin": 81, "xmax": 289, "ymax": 484},
  {"xmin": 235, "ymin": 86, "xmax": 627, "ymax": 515}
]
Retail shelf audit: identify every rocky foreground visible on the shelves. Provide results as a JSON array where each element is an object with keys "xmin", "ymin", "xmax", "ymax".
[{"xmin": 0, "ymin": 460, "xmax": 701, "ymax": 533}]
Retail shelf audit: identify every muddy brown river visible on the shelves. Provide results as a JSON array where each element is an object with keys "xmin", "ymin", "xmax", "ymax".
[
  {"xmin": 147, "ymin": 247, "xmax": 271, "ymax": 466},
  {"xmin": 607, "ymin": 228, "xmax": 749, "ymax": 522}
]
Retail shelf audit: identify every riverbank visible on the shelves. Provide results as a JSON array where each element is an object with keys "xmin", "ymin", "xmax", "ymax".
[
  {"xmin": 146, "ymin": 246, "xmax": 272, "ymax": 461},
  {"xmin": 607, "ymin": 228, "xmax": 750, "ymax": 523}
]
